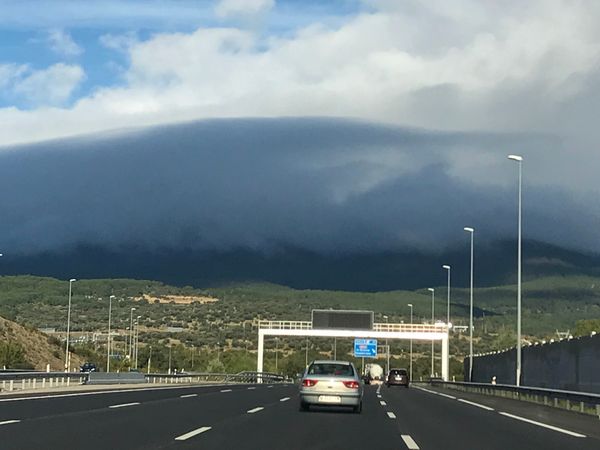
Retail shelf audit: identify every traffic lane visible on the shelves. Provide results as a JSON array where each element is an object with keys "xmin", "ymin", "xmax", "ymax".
[
  {"xmin": 0, "ymin": 384, "xmax": 292, "ymax": 450},
  {"xmin": 382, "ymin": 384, "xmax": 599, "ymax": 450},
  {"xmin": 0, "ymin": 383, "xmax": 269, "ymax": 422},
  {"xmin": 170, "ymin": 385, "xmax": 403, "ymax": 450},
  {"xmin": 423, "ymin": 383, "xmax": 600, "ymax": 440}
]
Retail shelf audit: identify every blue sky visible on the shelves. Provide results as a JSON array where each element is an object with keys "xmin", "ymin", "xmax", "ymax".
[{"xmin": 0, "ymin": 0, "xmax": 365, "ymax": 108}]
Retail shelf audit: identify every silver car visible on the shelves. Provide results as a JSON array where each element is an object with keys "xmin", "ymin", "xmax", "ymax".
[{"xmin": 299, "ymin": 360, "xmax": 363, "ymax": 413}]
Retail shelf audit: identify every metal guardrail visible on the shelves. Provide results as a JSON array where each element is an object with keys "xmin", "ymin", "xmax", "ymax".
[
  {"xmin": 0, "ymin": 371, "xmax": 86, "ymax": 392},
  {"xmin": 431, "ymin": 380, "xmax": 600, "ymax": 418},
  {"xmin": 0, "ymin": 369, "xmax": 287, "ymax": 392}
]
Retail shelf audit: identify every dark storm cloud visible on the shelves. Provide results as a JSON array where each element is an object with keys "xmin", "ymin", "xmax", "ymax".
[{"xmin": 0, "ymin": 117, "xmax": 596, "ymax": 256}]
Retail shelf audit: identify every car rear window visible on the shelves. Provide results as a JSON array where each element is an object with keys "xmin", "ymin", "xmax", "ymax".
[
  {"xmin": 307, "ymin": 363, "xmax": 354, "ymax": 376},
  {"xmin": 390, "ymin": 369, "xmax": 408, "ymax": 376}
]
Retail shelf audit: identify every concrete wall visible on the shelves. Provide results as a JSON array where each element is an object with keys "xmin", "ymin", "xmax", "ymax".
[{"xmin": 466, "ymin": 333, "xmax": 600, "ymax": 393}]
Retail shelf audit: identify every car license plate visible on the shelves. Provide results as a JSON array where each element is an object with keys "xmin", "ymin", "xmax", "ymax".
[{"xmin": 318, "ymin": 395, "xmax": 341, "ymax": 403}]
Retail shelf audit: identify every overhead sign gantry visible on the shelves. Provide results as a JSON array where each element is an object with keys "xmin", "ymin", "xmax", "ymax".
[{"xmin": 256, "ymin": 309, "xmax": 450, "ymax": 381}]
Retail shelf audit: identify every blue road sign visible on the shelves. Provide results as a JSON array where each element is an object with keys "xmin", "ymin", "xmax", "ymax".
[{"xmin": 354, "ymin": 338, "xmax": 377, "ymax": 357}]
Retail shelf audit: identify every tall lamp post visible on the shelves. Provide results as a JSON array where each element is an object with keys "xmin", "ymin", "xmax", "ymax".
[
  {"xmin": 407, "ymin": 303, "xmax": 413, "ymax": 381},
  {"xmin": 128, "ymin": 307, "xmax": 136, "ymax": 360},
  {"xmin": 427, "ymin": 289, "xmax": 435, "ymax": 377},
  {"xmin": 134, "ymin": 315, "xmax": 142, "ymax": 369},
  {"xmin": 442, "ymin": 265, "xmax": 451, "ymax": 325},
  {"xmin": 508, "ymin": 154, "xmax": 523, "ymax": 386},
  {"xmin": 383, "ymin": 315, "xmax": 389, "ymax": 374},
  {"xmin": 464, "ymin": 227, "xmax": 475, "ymax": 382},
  {"xmin": 65, "ymin": 278, "xmax": 77, "ymax": 372},
  {"xmin": 107, "ymin": 295, "xmax": 115, "ymax": 372}
]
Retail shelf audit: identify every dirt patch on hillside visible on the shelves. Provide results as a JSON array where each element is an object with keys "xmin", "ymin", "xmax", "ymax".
[
  {"xmin": 135, "ymin": 294, "xmax": 219, "ymax": 305},
  {"xmin": 0, "ymin": 316, "xmax": 83, "ymax": 371}
]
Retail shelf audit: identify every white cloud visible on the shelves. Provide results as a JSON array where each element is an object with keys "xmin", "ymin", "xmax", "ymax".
[
  {"xmin": 13, "ymin": 63, "xmax": 85, "ymax": 105},
  {"xmin": 215, "ymin": 0, "xmax": 274, "ymax": 18},
  {"xmin": 1, "ymin": 1, "xmax": 600, "ymax": 194},
  {"xmin": 46, "ymin": 29, "xmax": 83, "ymax": 57},
  {"xmin": 99, "ymin": 31, "xmax": 138, "ymax": 53},
  {"xmin": 0, "ymin": 63, "xmax": 28, "ymax": 90}
]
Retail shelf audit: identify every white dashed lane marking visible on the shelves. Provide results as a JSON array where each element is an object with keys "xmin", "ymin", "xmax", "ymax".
[
  {"xmin": 180, "ymin": 394, "xmax": 197, "ymax": 398},
  {"xmin": 174, "ymin": 426, "xmax": 212, "ymax": 441},
  {"xmin": 380, "ymin": 400, "xmax": 387, "ymax": 406},
  {"xmin": 108, "ymin": 402, "xmax": 140, "ymax": 409},
  {"xmin": 247, "ymin": 407, "xmax": 264, "ymax": 414},
  {"xmin": 280, "ymin": 397, "xmax": 290, "ymax": 402},
  {"xmin": 220, "ymin": 389, "xmax": 232, "ymax": 393},
  {"xmin": 386, "ymin": 411, "xmax": 396, "ymax": 419},
  {"xmin": 0, "ymin": 420, "xmax": 20, "ymax": 426},
  {"xmin": 401, "ymin": 435, "xmax": 420, "ymax": 449}
]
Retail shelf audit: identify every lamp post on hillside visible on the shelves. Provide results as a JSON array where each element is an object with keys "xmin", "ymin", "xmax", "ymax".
[
  {"xmin": 442, "ymin": 265, "xmax": 451, "ymax": 326},
  {"xmin": 107, "ymin": 295, "xmax": 115, "ymax": 372},
  {"xmin": 134, "ymin": 315, "xmax": 142, "ymax": 369},
  {"xmin": 65, "ymin": 278, "xmax": 77, "ymax": 372},
  {"xmin": 427, "ymin": 289, "xmax": 435, "ymax": 377},
  {"xmin": 128, "ymin": 307, "xmax": 136, "ymax": 360},
  {"xmin": 407, "ymin": 303, "xmax": 413, "ymax": 381},
  {"xmin": 464, "ymin": 226, "xmax": 475, "ymax": 382},
  {"xmin": 508, "ymin": 154, "xmax": 523, "ymax": 386}
]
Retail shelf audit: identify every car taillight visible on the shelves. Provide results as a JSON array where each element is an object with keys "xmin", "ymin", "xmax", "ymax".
[
  {"xmin": 343, "ymin": 381, "xmax": 360, "ymax": 389},
  {"xmin": 302, "ymin": 379, "xmax": 318, "ymax": 387}
]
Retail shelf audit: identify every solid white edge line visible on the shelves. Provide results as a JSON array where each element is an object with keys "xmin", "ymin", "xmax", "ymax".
[
  {"xmin": 380, "ymin": 400, "xmax": 387, "ymax": 406},
  {"xmin": 436, "ymin": 392, "xmax": 457, "ymax": 399},
  {"xmin": 457, "ymin": 398, "xmax": 494, "ymax": 411},
  {"xmin": 174, "ymin": 426, "xmax": 212, "ymax": 441},
  {"xmin": 108, "ymin": 402, "xmax": 140, "ymax": 409},
  {"xmin": 280, "ymin": 397, "xmax": 290, "ymax": 402},
  {"xmin": 247, "ymin": 406, "xmax": 264, "ymax": 413},
  {"xmin": 401, "ymin": 435, "xmax": 420, "ymax": 449},
  {"xmin": 499, "ymin": 412, "xmax": 586, "ymax": 438},
  {"xmin": 220, "ymin": 389, "xmax": 232, "ymax": 392},
  {"xmin": 0, "ymin": 420, "xmax": 21, "ymax": 425},
  {"xmin": 180, "ymin": 394, "xmax": 198, "ymax": 398},
  {"xmin": 386, "ymin": 411, "xmax": 396, "ymax": 419},
  {"xmin": 0, "ymin": 383, "xmax": 231, "ymax": 403}
]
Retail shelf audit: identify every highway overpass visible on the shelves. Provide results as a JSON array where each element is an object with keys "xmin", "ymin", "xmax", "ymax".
[{"xmin": 1, "ymin": 382, "xmax": 599, "ymax": 449}]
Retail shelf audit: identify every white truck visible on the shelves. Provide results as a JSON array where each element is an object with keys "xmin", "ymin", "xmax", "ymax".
[{"xmin": 364, "ymin": 363, "xmax": 384, "ymax": 384}]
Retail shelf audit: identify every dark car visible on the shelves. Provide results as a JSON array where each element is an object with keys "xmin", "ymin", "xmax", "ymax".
[
  {"xmin": 79, "ymin": 362, "xmax": 97, "ymax": 373},
  {"xmin": 386, "ymin": 368, "xmax": 409, "ymax": 387}
]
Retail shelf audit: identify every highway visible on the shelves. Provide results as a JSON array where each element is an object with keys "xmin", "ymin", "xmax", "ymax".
[{"xmin": 1, "ymin": 382, "xmax": 599, "ymax": 449}]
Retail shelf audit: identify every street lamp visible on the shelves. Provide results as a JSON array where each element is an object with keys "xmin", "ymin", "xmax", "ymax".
[
  {"xmin": 442, "ymin": 265, "xmax": 451, "ymax": 326},
  {"xmin": 107, "ymin": 295, "xmax": 115, "ymax": 372},
  {"xmin": 134, "ymin": 315, "xmax": 142, "ymax": 369},
  {"xmin": 427, "ymin": 288, "xmax": 435, "ymax": 377},
  {"xmin": 128, "ymin": 307, "xmax": 136, "ymax": 359},
  {"xmin": 65, "ymin": 278, "xmax": 77, "ymax": 372},
  {"xmin": 383, "ymin": 315, "xmax": 389, "ymax": 374},
  {"xmin": 407, "ymin": 304, "xmax": 413, "ymax": 381},
  {"xmin": 464, "ymin": 226, "xmax": 475, "ymax": 381},
  {"xmin": 508, "ymin": 154, "xmax": 523, "ymax": 386}
]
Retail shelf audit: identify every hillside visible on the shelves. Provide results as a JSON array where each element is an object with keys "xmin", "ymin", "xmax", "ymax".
[{"xmin": 0, "ymin": 315, "xmax": 83, "ymax": 371}]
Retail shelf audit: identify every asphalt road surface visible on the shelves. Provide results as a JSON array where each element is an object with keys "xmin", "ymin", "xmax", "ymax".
[{"xmin": 1, "ymin": 382, "xmax": 599, "ymax": 449}]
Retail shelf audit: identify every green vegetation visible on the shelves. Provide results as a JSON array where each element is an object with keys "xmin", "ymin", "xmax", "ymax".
[{"xmin": 1, "ymin": 275, "xmax": 600, "ymax": 378}]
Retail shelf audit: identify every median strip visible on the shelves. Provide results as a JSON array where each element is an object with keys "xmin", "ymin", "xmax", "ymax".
[
  {"xmin": 174, "ymin": 426, "xmax": 212, "ymax": 441},
  {"xmin": 247, "ymin": 407, "xmax": 264, "ymax": 414},
  {"xmin": 0, "ymin": 420, "xmax": 21, "ymax": 426},
  {"xmin": 499, "ymin": 412, "xmax": 586, "ymax": 438},
  {"xmin": 401, "ymin": 435, "xmax": 420, "ymax": 449},
  {"xmin": 108, "ymin": 402, "xmax": 140, "ymax": 409}
]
